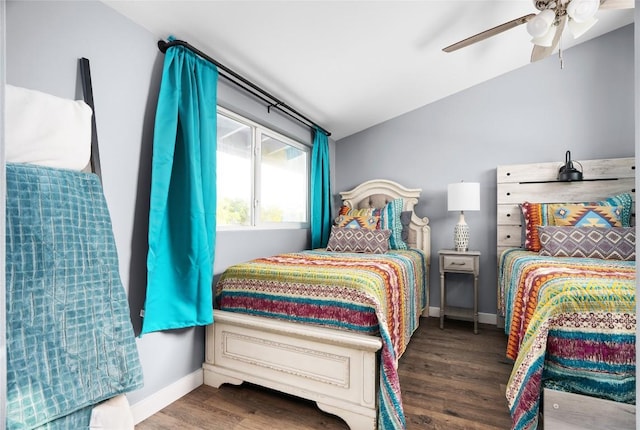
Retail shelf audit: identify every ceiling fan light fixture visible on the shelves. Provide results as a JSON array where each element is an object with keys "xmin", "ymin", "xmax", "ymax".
[
  {"xmin": 526, "ymin": 9, "xmax": 556, "ymax": 38},
  {"xmin": 568, "ymin": 15, "xmax": 598, "ymax": 37},
  {"xmin": 442, "ymin": 0, "xmax": 627, "ymax": 62},
  {"xmin": 531, "ymin": 24, "xmax": 558, "ymax": 46},
  {"xmin": 566, "ymin": 0, "xmax": 600, "ymax": 22}
]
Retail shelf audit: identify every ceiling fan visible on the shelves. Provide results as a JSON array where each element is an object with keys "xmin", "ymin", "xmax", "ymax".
[{"xmin": 443, "ymin": 0, "xmax": 634, "ymax": 63}]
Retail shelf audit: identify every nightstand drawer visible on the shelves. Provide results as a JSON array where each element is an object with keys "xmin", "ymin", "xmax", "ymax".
[{"xmin": 442, "ymin": 255, "xmax": 476, "ymax": 272}]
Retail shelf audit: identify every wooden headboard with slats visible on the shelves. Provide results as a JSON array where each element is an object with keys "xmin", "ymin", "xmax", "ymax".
[
  {"xmin": 497, "ymin": 157, "xmax": 635, "ymax": 256},
  {"xmin": 496, "ymin": 157, "xmax": 635, "ymax": 327}
]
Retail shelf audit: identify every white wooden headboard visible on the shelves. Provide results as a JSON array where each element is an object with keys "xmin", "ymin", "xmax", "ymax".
[
  {"xmin": 339, "ymin": 179, "xmax": 431, "ymax": 264},
  {"xmin": 497, "ymin": 157, "xmax": 635, "ymax": 256}
]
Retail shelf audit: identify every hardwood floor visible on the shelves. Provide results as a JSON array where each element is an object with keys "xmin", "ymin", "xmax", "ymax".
[{"xmin": 136, "ymin": 317, "xmax": 513, "ymax": 430}]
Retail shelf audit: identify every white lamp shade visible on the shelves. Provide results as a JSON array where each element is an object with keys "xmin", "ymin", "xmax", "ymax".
[
  {"xmin": 531, "ymin": 23, "xmax": 557, "ymax": 47},
  {"xmin": 568, "ymin": 16, "xmax": 598, "ymax": 38},
  {"xmin": 448, "ymin": 182, "xmax": 480, "ymax": 212},
  {"xmin": 526, "ymin": 9, "xmax": 556, "ymax": 38},
  {"xmin": 566, "ymin": 0, "xmax": 600, "ymax": 23}
]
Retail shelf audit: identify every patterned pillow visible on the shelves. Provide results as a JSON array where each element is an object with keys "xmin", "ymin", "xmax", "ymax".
[
  {"xmin": 521, "ymin": 202, "xmax": 549, "ymax": 252},
  {"xmin": 549, "ymin": 205, "xmax": 623, "ymax": 227},
  {"xmin": 338, "ymin": 205, "xmax": 375, "ymax": 217},
  {"xmin": 586, "ymin": 192, "xmax": 633, "ymax": 227},
  {"xmin": 538, "ymin": 226, "xmax": 635, "ymax": 260},
  {"xmin": 326, "ymin": 226, "xmax": 391, "ymax": 253},
  {"xmin": 334, "ymin": 214, "xmax": 379, "ymax": 230},
  {"xmin": 520, "ymin": 193, "xmax": 634, "ymax": 251},
  {"xmin": 379, "ymin": 198, "xmax": 408, "ymax": 250}
]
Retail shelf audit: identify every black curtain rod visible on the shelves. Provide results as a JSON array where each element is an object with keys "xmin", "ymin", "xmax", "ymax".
[{"xmin": 158, "ymin": 39, "xmax": 331, "ymax": 137}]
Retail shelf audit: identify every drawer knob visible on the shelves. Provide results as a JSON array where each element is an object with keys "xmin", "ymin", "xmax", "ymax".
[{"xmin": 451, "ymin": 262, "xmax": 466, "ymax": 266}]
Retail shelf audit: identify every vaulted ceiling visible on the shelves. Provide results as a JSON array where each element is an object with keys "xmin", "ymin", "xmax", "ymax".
[{"xmin": 103, "ymin": 1, "xmax": 634, "ymax": 140}]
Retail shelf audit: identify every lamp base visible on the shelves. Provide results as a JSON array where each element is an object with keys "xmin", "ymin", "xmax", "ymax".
[{"xmin": 454, "ymin": 212, "xmax": 470, "ymax": 252}]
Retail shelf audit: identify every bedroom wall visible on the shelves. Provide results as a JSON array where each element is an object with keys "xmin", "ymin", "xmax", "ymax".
[
  {"xmin": 335, "ymin": 24, "xmax": 635, "ymax": 319},
  {"xmin": 5, "ymin": 0, "xmax": 331, "ymax": 411}
]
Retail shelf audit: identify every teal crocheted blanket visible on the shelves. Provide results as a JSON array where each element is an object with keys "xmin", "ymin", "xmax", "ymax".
[{"xmin": 6, "ymin": 163, "xmax": 143, "ymax": 429}]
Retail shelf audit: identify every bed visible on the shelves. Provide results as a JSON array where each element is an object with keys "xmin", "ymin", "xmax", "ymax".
[
  {"xmin": 5, "ymin": 62, "xmax": 142, "ymax": 429},
  {"xmin": 203, "ymin": 179, "xmax": 431, "ymax": 430},
  {"xmin": 496, "ymin": 156, "xmax": 636, "ymax": 430}
]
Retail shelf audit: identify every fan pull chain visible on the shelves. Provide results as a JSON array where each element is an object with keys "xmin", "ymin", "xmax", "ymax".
[
  {"xmin": 558, "ymin": 47, "xmax": 564, "ymax": 69},
  {"xmin": 557, "ymin": 34, "xmax": 564, "ymax": 69}
]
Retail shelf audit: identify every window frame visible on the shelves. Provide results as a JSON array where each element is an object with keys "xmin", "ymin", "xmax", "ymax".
[{"xmin": 216, "ymin": 106, "xmax": 310, "ymax": 231}]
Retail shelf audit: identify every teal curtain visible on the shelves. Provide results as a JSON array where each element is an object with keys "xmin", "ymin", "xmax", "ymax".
[
  {"xmin": 310, "ymin": 129, "xmax": 331, "ymax": 249},
  {"xmin": 141, "ymin": 43, "xmax": 218, "ymax": 335}
]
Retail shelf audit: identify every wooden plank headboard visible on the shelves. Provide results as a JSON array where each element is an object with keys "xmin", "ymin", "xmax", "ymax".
[
  {"xmin": 495, "ymin": 156, "xmax": 635, "ymax": 328},
  {"xmin": 497, "ymin": 157, "xmax": 635, "ymax": 256}
]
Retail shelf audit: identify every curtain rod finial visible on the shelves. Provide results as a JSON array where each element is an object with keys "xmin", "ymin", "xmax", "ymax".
[{"xmin": 158, "ymin": 40, "xmax": 169, "ymax": 53}]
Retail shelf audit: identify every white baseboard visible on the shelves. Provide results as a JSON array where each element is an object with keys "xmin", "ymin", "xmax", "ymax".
[
  {"xmin": 426, "ymin": 306, "xmax": 497, "ymax": 326},
  {"xmin": 129, "ymin": 368, "xmax": 203, "ymax": 424},
  {"xmin": 478, "ymin": 312, "xmax": 497, "ymax": 325}
]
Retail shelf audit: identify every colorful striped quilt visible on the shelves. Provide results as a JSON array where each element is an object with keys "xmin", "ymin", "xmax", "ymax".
[
  {"xmin": 499, "ymin": 249, "xmax": 635, "ymax": 430},
  {"xmin": 215, "ymin": 249, "xmax": 428, "ymax": 430}
]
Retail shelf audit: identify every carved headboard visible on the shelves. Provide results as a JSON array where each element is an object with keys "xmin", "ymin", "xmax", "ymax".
[{"xmin": 339, "ymin": 179, "xmax": 431, "ymax": 263}]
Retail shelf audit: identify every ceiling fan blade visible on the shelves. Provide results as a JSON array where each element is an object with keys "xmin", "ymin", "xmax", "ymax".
[
  {"xmin": 443, "ymin": 14, "xmax": 536, "ymax": 53},
  {"xmin": 531, "ymin": 16, "xmax": 567, "ymax": 62},
  {"xmin": 599, "ymin": 0, "xmax": 634, "ymax": 9}
]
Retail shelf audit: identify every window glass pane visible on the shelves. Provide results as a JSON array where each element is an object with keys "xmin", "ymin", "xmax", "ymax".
[
  {"xmin": 259, "ymin": 134, "xmax": 308, "ymax": 223},
  {"xmin": 217, "ymin": 113, "xmax": 252, "ymax": 226}
]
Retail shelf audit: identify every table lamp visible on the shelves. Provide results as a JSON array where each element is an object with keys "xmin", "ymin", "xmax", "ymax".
[{"xmin": 447, "ymin": 182, "xmax": 480, "ymax": 252}]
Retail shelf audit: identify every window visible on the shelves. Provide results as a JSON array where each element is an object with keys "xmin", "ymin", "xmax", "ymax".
[{"xmin": 216, "ymin": 107, "xmax": 309, "ymax": 229}]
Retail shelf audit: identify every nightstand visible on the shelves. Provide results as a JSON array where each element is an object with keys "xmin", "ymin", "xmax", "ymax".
[{"xmin": 438, "ymin": 249, "xmax": 481, "ymax": 334}]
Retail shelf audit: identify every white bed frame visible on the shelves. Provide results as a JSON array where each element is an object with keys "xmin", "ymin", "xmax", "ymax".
[
  {"xmin": 203, "ymin": 179, "xmax": 430, "ymax": 430},
  {"xmin": 496, "ymin": 156, "xmax": 636, "ymax": 428}
]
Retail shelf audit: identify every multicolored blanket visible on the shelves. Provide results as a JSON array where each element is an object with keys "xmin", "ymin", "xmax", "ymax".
[
  {"xmin": 499, "ymin": 249, "xmax": 635, "ymax": 430},
  {"xmin": 216, "ymin": 249, "xmax": 428, "ymax": 430}
]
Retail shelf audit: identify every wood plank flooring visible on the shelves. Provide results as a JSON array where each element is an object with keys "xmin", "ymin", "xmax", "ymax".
[{"xmin": 136, "ymin": 317, "xmax": 513, "ymax": 430}]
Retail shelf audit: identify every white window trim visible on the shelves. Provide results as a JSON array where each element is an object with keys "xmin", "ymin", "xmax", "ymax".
[{"xmin": 217, "ymin": 106, "xmax": 310, "ymax": 231}]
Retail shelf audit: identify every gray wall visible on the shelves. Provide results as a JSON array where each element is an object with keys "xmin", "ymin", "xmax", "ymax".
[
  {"xmin": 6, "ymin": 0, "xmax": 327, "ymax": 406},
  {"xmin": 336, "ymin": 25, "xmax": 635, "ymax": 317}
]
